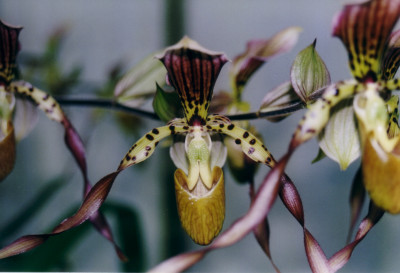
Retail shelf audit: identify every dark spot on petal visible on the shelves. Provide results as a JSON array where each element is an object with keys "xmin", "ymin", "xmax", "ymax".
[
  {"xmin": 235, "ymin": 139, "xmax": 241, "ymax": 145},
  {"xmin": 249, "ymin": 139, "xmax": 256, "ymax": 145},
  {"xmin": 152, "ymin": 128, "xmax": 159, "ymax": 135},
  {"xmin": 146, "ymin": 134, "xmax": 154, "ymax": 141},
  {"xmin": 227, "ymin": 124, "xmax": 234, "ymax": 130}
]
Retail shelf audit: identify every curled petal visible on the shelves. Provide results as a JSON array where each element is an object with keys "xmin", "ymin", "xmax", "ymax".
[
  {"xmin": 174, "ymin": 167, "xmax": 225, "ymax": 245},
  {"xmin": 156, "ymin": 36, "xmax": 229, "ymax": 125},
  {"xmin": 0, "ymin": 121, "xmax": 15, "ymax": 181},
  {"xmin": 332, "ymin": 0, "xmax": 400, "ymax": 81},
  {"xmin": 0, "ymin": 20, "xmax": 22, "ymax": 86},
  {"xmin": 231, "ymin": 27, "xmax": 301, "ymax": 94}
]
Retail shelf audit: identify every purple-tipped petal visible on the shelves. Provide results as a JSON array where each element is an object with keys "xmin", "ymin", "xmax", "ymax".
[
  {"xmin": 53, "ymin": 171, "xmax": 120, "ymax": 234},
  {"xmin": 0, "ymin": 234, "xmax": 52, "ymax": 259},
  {"xmin": 328, "ymin": 203, "xmax": 384, "ymax": 272},
  {"xmin": 304, "ymin": 229, "xmax": 331, "ymax": 273}
]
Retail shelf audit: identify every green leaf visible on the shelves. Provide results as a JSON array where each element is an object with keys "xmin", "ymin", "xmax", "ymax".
[
  {"xmin": 311, "ymin": 148, "xmax": 326, "ymax": 164},
  {"xmin": 114, "ymin": 53, "xmax": 167, "ymax": 108},
  {"xmin": 291, "ymin": 39, "xmax": 331, "ymax": 103},
  {"xmin": 152, "ymin": 84, "xmax": 182, "ymax": 122}
]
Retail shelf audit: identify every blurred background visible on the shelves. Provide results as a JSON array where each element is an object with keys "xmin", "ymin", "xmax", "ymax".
[{"xmin": 1, "ymin": 0, "xmax": 400, "ymax": 272}]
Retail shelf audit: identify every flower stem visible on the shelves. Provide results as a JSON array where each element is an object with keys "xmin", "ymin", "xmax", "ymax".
[{"xmin": 56, "ymin": 97, "xmax": 305, "ymax": 121}]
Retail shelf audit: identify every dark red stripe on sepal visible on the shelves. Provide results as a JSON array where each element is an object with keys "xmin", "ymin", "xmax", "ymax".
[
  {"xmin": 157, "ymin": 37, "xmax": 228, "ymax": 125},
  {"xmin": 0, "ymin": 20, "xmax": 22, "ymax": 86},
  {"xmin": 332, "ymin": 0, "xmax": 400, "ymax": 82}
]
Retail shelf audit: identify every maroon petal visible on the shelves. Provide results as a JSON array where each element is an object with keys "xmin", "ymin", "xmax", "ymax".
[
  {"xmin": 0, "ymin": 234, "xmax": 52, "ymax": 259},
  {"xmin": 328, "ymin": 203, "xmax": 384, "ymax": 272}
]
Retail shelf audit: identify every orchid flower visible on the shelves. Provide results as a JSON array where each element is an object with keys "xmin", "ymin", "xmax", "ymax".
[
  {"xmin": 25, "ymin": 36, "xmax": 300, "ymax": 250},
  {"xmin": 0, "ymin": 19, "xmax": 125, "ymax": 260},
  {"xmin": 289, "ymin": 0, "xmax": 400, "ymax": 213}
]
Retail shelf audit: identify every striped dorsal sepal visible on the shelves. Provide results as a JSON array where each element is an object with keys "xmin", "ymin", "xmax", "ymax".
[
  {"xmin": 332, "ymin": 0, "xmax": 400, "ymax": 82},
  {"xmin": 157, "ymin": 37, "xmax": 228, "ymax": 126},
  {"xmin": 0, "ymin": 20, "xmax": 22, "ymax": 86}
]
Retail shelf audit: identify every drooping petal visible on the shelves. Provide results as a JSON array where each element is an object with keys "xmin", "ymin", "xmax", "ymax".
[
  {"xmin": 382, "ymin": 29, "xmax": 400, "ymax": 80},
  {"xmin": 156, "ymin": 37, "xmax": 228, "ymax": 125},
  {"xmin": 0, "ymin": 20, "xmax": 22, "ymax": 86},
  {"xmin": 290, "ymin": 39, "xmax": 331, "ymax": 103},
  {"xmin": 230, "ymin": 27, "xmax": 301, "ymax": 94},
  {"xmin": 332, "ymin": 0, "xmax": 400, "ymax": 81}
]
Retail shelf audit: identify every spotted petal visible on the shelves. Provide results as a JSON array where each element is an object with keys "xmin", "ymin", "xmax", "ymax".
[
  {"xmin": 156, "ymin": 37, "xmax": 228, "ymax": 125},
  {"xmin": 332, "ymin": 0, "xmax": 400, "ymax": 82}
]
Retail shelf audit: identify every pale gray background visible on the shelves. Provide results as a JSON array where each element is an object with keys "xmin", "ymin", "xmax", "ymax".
[{"xmin": 1, "ymin": 0, "xmax": 400, "ymax": 272}]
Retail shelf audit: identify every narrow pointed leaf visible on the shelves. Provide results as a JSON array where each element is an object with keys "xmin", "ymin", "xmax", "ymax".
[{"xmin": 291, "ymin": 40, "xmax": 331, "ymax": 103}]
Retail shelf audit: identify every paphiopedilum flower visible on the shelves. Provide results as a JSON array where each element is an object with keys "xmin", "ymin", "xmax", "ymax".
[
  {"xmin": 288, "ymin": 0, "xmax": 400, "ymax": 212},
  {"xmin": 45, "ymin": 37, "xmax": 281, "ymax": 247},
  {"xmin": 0, "ymin": 19, "xmax": 125, "ymax": 259}
]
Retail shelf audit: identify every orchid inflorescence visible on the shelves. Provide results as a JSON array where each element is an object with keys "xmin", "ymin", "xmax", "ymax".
[{"xmin": 1, "ymin": 0, "xmax": 400, "ymax": 272}]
